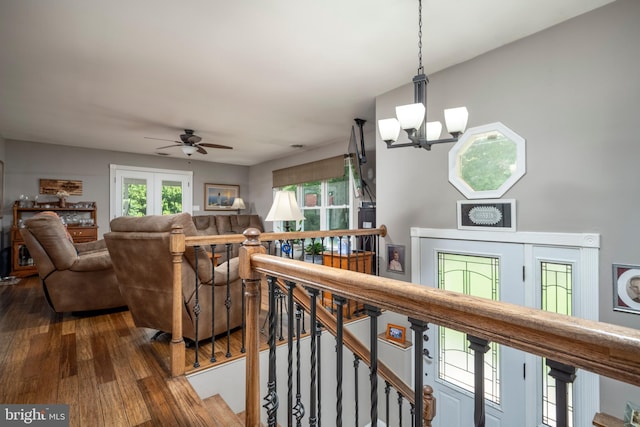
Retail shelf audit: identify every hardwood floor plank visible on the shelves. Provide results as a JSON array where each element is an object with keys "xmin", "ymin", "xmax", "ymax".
[
  {"xmin": 137, "ymin": 375, "xmax": 183, "ymax": 426},
  {"xmin": 97, "ymin": 380, "xmax": 131, "ymax": 426},
  {"xmin": 166, "ymin": 376, "xmax": 220, "ymax": 427},
  {"xmin": 91, "ymin": 335, "xmax": 117, "ymax": 384},
  {"xmin": 76, "ymin": 358, "xmax": 105, "ymax": 427},
  {"xmin": 59, "ymin": 333, "xmax": 78, "ymax": 378}
]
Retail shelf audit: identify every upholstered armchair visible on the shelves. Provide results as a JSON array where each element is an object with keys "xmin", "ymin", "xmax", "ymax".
[
  {"xmin": 104, "ymin": 213, "xmax": 243, "ymax": 342},
  {"xmin": 20, "ymin": 212, "xmax": 126, "ymax": 313}
]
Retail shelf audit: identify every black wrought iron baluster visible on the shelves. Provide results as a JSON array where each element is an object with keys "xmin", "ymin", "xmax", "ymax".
[
  {"xmin": 193, "ymin": 245, "xmax": 201, "ymax": 368},
  {"xmin": 263, "ymin": 276, "xmax": 279, "ymax": 426},
  {"xmin": 397, "ymin": 392, "xmax": 404, "ymax": 427},
  {"xmin": 410, "ymin": 403, "xmax": 415, "ymax": 427},
  {"xmin": 365, "ymin": 304, "xmax": 382, "ymax": 427},
  {"xmin": 224, "ymin": 243, "xmax": 232, "ymax": 357},
  {"xmin": 334, "ymin": 296, "xmax": 346, "ymax": 427},
  {"xmin": 316, "ymin": 321, "xmax": 323, "ymax": 427},
  {"xmin": 210, "ymin": 244, "xmax": 217, "ymax": 362},
  {"xmin": 409, "ymin": 318, "xmax": 428, "ymax": 427},
  {"xmin": 468, "ymin": 335, "xmax": 490, "ymax": 427},
  {"xmin": 286, "ymin": 281, "xmax": 296, "ymax": 427},
  {"xmin": 546, "ymin": 359, "xmax": 576, "ymax": 427},
  {"xmin": 384, "ymin": 381, "xmax": 390, "ymax": 427},
  {"xmin": 307, "ymin": 287, "xmax": 320, "ymax": 427},
  {"xmin": 353, "ymin": 355, "xmax": 360, "ymax": 427},
  {"xmin": 278, "ymin": 288, "xmax": 285, "ymax": 341},
  {"xmin": 293, "ymin": 303, "xmax": 305, "ymax": 426}
]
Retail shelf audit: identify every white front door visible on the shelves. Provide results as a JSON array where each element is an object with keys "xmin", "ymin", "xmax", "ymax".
[{"xmin": 419, "ymin": 238, "xmax": 526, "ymax": 427}]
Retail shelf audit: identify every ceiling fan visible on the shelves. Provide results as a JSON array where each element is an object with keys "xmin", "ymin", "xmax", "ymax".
[{"xmin": 145, "ymin": 129, "xmax": 232, "ymax": 156}]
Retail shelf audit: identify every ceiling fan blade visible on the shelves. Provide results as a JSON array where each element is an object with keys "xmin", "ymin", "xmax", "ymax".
[
  {"xmin": 196, "ymin": 146, "xmax": 207, "ymax": 155},
  {"xmin": 199, "ymin": 143, "xmax": 233, "ymax": 150},
  {"xmin": 156, "ymin": 143, "xmax": 181, "ymax": 149},
  {"xmin": 145, "ymin": 136, "xmax": 179, "ymax": 143}
]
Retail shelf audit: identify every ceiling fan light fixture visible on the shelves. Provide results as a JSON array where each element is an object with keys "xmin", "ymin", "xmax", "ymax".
[{"xmin": 181, "ymin": 145, "xmax": 198, "ymax": 156}]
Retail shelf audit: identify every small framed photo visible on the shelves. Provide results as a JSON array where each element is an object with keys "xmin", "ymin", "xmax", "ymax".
[
  {"xmin": 624, "ymin": 400, "xmax": 640, "ymax": 427},
  {"xmin": 387, "ymin": 244, "xmax": 405, "ymax": 274},
  {"xmin": 457, "ymin": 199, "xmax": 516, "ymax": 231},
  {"xmin": 385, "ymin": 323, "xmax": 406, "ymax": 345},
  {"xmin": 205, "ymin": 184, "xmax": 240, "ymax": 211},
  {"xmin": 613, "ymin": 264, "xmax": 640, "ymax": 314}
]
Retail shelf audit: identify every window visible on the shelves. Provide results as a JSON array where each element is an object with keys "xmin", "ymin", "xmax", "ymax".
[
  {"xmin": 448, "ymin": 122, "xmax": 526, "ymax": 199},
  {"xmin": 109, "ymin": 165, "xmax": 192, "ymax": 219},
  {"xmin": 275, "ymin": 160, "xmax": 355, "ymax": 234}
]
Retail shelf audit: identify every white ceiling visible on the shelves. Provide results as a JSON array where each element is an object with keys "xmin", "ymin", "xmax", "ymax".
[{"xmin": 0, "ymin": 0, "xmax": 614, "ymax": 166}]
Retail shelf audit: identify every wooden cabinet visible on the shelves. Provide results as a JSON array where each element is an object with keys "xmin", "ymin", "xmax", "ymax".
[
  {"xmin": 322, "ymin": 251, "xmax": 374, "ymax": 317},
  {"xmin": 10, "ymin": 201, "xmax": 98, "ymax": 277}
]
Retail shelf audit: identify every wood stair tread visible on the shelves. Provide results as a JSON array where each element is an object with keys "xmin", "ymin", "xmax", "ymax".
[{"xmin": 203, "ymin": 394, "xmax": 244, "ymax": 427}]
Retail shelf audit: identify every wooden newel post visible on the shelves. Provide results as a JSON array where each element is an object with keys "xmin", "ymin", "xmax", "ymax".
[
  {"xmin": 170, "ymin": 225, "xmax": 186, "ymax": 377},
  {"xmin": 423, "ymin": 385, "xmax": 436, "ymax": 427},
  {"xmin": 241, "ymin": 227, "xmax": 266, "ymax": 427}
]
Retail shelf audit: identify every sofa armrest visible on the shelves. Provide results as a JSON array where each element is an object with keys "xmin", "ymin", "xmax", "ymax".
[
  {"xmin": 75, "ymin": 239, "xmax": 107, "ymax": 254},
  {"xmin": 69, "ymin": 251, "xmax": 113, "ymax": 272}
]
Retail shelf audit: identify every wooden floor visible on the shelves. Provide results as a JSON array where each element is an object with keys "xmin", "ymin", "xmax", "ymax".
[{"xmin": 0, "ymin": 276, "xmax": 272, "ymax": 426}]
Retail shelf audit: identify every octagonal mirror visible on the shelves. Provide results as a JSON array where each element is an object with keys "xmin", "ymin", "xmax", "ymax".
[{"xmin": 448, "ymin": 122, "xmax": 526, "ymax": 199}]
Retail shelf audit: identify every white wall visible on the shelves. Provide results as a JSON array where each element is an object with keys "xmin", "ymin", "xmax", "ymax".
[{"xmin": 375, "ymin": 0, "xmax": 640, "ymax": 415}]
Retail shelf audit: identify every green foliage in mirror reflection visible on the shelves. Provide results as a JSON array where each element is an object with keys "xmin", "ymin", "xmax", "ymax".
[{"xmin": 459, "ymin": 133, "xmax": 517, "ymax": 191}]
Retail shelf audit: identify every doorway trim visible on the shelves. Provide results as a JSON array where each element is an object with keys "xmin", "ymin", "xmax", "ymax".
[{"xmin": 410, "ymin": 227, "xmax": 600, "ymax": 427}]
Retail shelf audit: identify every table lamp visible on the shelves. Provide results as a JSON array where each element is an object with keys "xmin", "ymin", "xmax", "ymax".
[
  {"xmin": 231, "ymin": 197, "xmax": 246, "ymax": 214},
  {"xmin": 265, "ymin": 191, "xmax": 304, "ymax": 232}
]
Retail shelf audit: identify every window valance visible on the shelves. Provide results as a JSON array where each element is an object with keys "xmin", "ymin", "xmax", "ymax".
[{"xmin": 272, "ymin": 155, "xmax": 347, "ymax": 188}]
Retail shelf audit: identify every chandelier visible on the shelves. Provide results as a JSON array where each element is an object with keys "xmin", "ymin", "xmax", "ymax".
[{"xmin": 378, "ymin": 0, "xmax": 469, "ymax": 150}]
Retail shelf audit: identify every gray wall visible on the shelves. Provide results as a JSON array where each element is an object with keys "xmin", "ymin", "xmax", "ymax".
[
  {"xmin": 375, "ymin": 0, "xmax": 639, "ymax": 414},
  {"xmin": 3, "ymin": 140, "xmax": 249, "ymax": 238}
]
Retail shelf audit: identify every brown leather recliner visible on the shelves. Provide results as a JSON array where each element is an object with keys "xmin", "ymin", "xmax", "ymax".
[
  {"xmin": 104, "ymin": 212, "xmax": 243, "ymax": 342},
  {"xmin": 20, "ymin": 212, "xmax": 126, "ymax": 313}
]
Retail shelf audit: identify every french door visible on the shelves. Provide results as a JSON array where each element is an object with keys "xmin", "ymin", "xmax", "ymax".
[
  {"xmin": 109, "ymin": 165, "xmax": 192, "ymax": 219},
  {"xmin": 411, "ymin": 228, "xmax": 600, "ymax": 427}
]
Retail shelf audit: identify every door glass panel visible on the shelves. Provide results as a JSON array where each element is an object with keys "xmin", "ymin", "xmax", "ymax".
[
  {"xmin": 161, "ymin": 179, "xmax": 183, "ymax": 214},
  {"xmin": 541, "ymin": 262, "xmax": 574, "ymax": 427},
  {"xmin": 123, "ymin": 178, "xmax": 147, "ymax": 216},
  {"xmin": 437, "ymin": 252, "xmax": 501, "ymax": 404}
]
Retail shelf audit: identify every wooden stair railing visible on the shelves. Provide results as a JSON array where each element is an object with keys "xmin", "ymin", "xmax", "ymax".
[
  {"xmin": 168, "ymin": 224, "xmax": 387, "ymax": 377},
  {"xmin": 238, "ymin": 229, "xmax": 640, "ymax": 425}
]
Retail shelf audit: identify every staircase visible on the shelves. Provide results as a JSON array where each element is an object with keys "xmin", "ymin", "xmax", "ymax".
[{"xmin": 203, "ymin": 394, "xmax": 244, "ymax": 427}]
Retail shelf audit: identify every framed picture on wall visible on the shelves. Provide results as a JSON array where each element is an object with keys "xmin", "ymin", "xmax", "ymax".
[
  {"xmin": 612, "ymin": 263, "xmax": 640, "ymax": 314},
  {"xmin": 204, "ymin": 183, "xmax": 239, "ymax": 211},
  {"xmin": 387, "ymin": 244, "xmax": 405, "ymax": 274}
]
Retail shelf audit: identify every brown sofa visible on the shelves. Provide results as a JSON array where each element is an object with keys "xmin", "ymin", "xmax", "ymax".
[
  {"xmin": 20, "ymin": 212, "xmax": 126, "ymax": 313},
  {"xmin": 104, "ymin": 213, "xmax": 243, "ymax": 341},
  {"xmin": 191, "ymin": 214, "xmax": 263, "ymax": 262}
]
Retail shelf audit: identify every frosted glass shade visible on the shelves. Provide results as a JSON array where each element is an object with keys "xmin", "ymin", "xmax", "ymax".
[
  {"xmin": 181, "ymin": 145, "xmax": 198, "ymax": 155},
  {"xmin": 231, "ymin": 197, "xmax": 246, "ymax": 210},
  {"xmin": 426, "ymin": 121, "xmax": 443, "ymax": 141},
  {"xmin": 396, "ymin": 103, "xmax": 425, "ymax": 131},
  {"xmin": 378, "ymin": 118, "xmax": 401, "ymax": 142},
  {"xmin": 444, "ymin": 107, "xmax": 469, "ymax": 134},
  {"xmin": 265, "ymin": 191, "xmax": 305, "ymax": 222}
]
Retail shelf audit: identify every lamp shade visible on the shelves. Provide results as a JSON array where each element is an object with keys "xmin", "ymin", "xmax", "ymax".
[
  {"xmin": 265, "ymin": 191, "xmax": 305, "ymax": 222},
  {"xmin": 378, "ymin": 118, "xmax": 401, "ymax": 142},
  {"xmin": 444, "ymin": 107, "xmax": 469, "ymax": 134},
  {"xmin": 181, "ymin": 145, "xmax": 198, "ymax": 155},
  {"xmin": 396, "ymin": 103, "xmax": 425, "ymax": 131},
  {"xmin": 426, "ymin": 121, "xmax": 443, "ymax": 141},
  {"xmin": 231, "ymin": 197, "xmax": 246, "ymax": 210}
]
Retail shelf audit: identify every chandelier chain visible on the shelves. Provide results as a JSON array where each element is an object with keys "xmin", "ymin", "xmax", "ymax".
[{"xmin": 417, "ymin": 0, "xmax": 423, "ymax": 74}]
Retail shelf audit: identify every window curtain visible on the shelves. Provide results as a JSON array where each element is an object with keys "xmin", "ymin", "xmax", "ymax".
[{"xmin": 272, "ymin": 155, "xmax": 347, "ymax": 188}]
